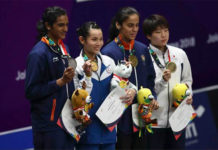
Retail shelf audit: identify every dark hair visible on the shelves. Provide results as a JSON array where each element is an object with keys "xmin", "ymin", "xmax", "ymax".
[
  {"xmin": 107, "ymin": 7, "xmax": 139, "ymax": 43},
  {"xmin": 142, "ymin": 14, "xmax": 169, "ymax": 36},
  {"xmin": 36, "ymin": 6, "xmax": 67, "ymax": 40},
  {"xmin": 76, "ymin": 21, "xmax": 101, "ymax": 48},
  {"xmin": 76, "ymin": 21, "xmax": 101, "ymax": 39}
]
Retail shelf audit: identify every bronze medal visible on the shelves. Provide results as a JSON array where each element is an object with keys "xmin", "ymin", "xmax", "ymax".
[
  {"xmin": 91, "ymin": 61, "xmax": 98, "ymax": 72},
  {"xmin": 129, "ymin": 55, "xmax": 138, "ymax": 67},
  {"xmin": 166, "ymin": 62, "xmax": 177, "ymax": 73}
]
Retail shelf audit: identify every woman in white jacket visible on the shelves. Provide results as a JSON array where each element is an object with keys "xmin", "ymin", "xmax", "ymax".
[
  {"xmin": 74, "ymin": 21, "xmax": 117, "ymax": 150},
  {"xmin": 142, "ymin": 14, "xmax": 193, "ymax": 150}
]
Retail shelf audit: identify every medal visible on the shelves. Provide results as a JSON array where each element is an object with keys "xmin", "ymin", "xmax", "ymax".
[
  {"xmin": 129, "ymin": 55, "xmax": 138, "ymax": 67},
  {"xmin": 91, "ymin": 61, "xmax": 98, "ymax": 72},
  {"xmin": 119, "ymin": 80, "xmax": 127, "ymax": 88},
  {"xmin": 166, "ymin": 62, "xmax": 177, "ymax": 73},
  {"xmin": 68, "ymin": 57, "xmax": 77, "ymax": 69}
]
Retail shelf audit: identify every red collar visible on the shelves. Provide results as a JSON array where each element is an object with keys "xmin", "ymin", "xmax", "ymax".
[
  {"xmin": 118, "ymin": 34, "xmax": 135, "ymax": 50},
  {"xmin": 113, "ymin": 74, "xmax": 129, "ymax": 82},
  {"xmin": 73, "ymin": 106, "xmax": 85, "ymax": 111}
]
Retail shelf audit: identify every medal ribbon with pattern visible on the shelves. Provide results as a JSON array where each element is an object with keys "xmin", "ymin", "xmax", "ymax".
[
  {"xmin": 41, "ymin": 35, "xmax": 77, "ymax": 69},
  {"xmin": 41, "ymin": 35, "xmax": 69, "ymax": 57},
  {"xmin": 148, "ymin": 46, "xmax": 171, "ymax": 69},
  {"xmin": 113, "ymin": 74, "xmax": 129, "ymax": 88},
  {"xmin": 114, "ymin": 34, "xmax": 138, "ymax": 67}
]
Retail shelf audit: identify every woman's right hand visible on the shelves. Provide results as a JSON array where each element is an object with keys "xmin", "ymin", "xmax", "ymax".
[
  {"xmin": 120, "ymin": 88, "xmax": 136, "ymax": 105},
  {"xmin": 83, "ymin": 60, "xmax": 92, "ymax": 77},
  {"xmin": 162, "ymin": 69, "xmax": 171, "ymax": 82},
  {"xmin": 57, "ymin": 67, "xmax": 75, "ymax": 87}
]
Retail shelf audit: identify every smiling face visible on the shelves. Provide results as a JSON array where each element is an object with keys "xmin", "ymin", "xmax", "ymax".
[
  {"xmin": 147, "ymin": 26, "xmax": 169, "ymax": 51},
  {"xmin": 117, "ymin": 14, "xmax": 139, "ymax": 42},
  {"xmin": 80, "ymin": 28, "xmax": 103, "ymax": 57},
  {"xmin": 46, "ymin": 15, "xmax": 69, "ymax": 44}
]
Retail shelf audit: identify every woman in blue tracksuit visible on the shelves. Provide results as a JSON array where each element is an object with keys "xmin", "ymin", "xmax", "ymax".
[
  {"xmin": 74, "ymin": 21, "xmax": 116, "ymax": 150},
  {"xmin": 101, "ymin": 7, "xmax": 159, "ymax": 150},
  {"xmin": 25, "ymin": 6, "xmax": 75, "ymax": 150}
]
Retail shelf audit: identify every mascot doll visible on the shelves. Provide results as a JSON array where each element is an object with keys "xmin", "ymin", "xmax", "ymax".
[
  {"xmin": 172, "ymin": 83, "xmax": 191, "ymax": 108},
  {"xmin": 137, "ymin": 86, "xmax": 156, "ymax": 134},
  {"xmin": 71, "ymin": 81, "xmax": 94, "ymax": 133},
  {"xmin": 111, "ymin": 60, "xmax": 136, "ymax": 90}
]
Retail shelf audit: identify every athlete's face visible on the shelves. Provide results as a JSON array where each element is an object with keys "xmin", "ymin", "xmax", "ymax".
[
  {"xmin": 117, "ymin": 14, "xmax": 139, "ymax": 42},
  {"xmin": 147, "ymin": 26, "xmax": 169, "ymax": 50},
  {"xmin": 47, "ymin": 15, "xmax": 69, "ymax": 43},
  {"xmin": 80, "ymin": 28, "xmax": 104, "ymax": 56}
]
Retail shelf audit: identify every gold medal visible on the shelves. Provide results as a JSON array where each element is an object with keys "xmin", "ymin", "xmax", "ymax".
[
  {"xmin": 129, "ymin": 55, "xmax": 138, "ymax": 67},
  {"xmin": 91, "ymin": 61, "xmax": 98, "ymax": 72},
  {"xmin": 166, "ymin": 62, "xmax": 177, "ymax": 73},
  {"xmin": 119, "ymin": 80, "xmax": 127, "ymax": 88}
]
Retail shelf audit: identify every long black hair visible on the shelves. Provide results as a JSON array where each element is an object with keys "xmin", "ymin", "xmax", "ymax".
[
  {"xmin": 36, "ymin": 6, "xmax": 67, "ymax": 40},
  {"xmin": 107, "ymin": 7, "xmax": 139, "ymax": 43}
]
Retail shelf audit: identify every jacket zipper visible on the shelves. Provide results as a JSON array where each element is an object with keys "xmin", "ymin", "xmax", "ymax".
[
  {"xmin": 166, "ymin": 83, "xmax": 170, "ymax": 127},
  {"xmin": 50, "ymin": 98, "xmax": 56, "ymax": 121},
  {"xmin": 163, "ymin": 53, "xmax": 170, "ymax": 128}
]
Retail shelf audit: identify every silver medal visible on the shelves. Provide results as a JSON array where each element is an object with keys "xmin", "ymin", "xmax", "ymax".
[{"xmin": 68, "ymin": 57, "xmax": 77, "ymax": 69}]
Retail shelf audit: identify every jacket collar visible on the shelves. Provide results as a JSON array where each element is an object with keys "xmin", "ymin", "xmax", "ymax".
[
  {"xmin": 149, "ymin": 44, "xmax": 169, "ymax": 56},
  {"xmin": 79, "ymin": 49, "xmax": 103, "ymax": 60}
]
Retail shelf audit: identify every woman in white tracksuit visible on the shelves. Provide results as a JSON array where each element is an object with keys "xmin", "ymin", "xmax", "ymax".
[
  {"xmin": 74, "ymin": 21, "xmax": 116, "ymax": 150},
  {"xmin": 142, "ymin": 14, "xmax": 193, "ymax": 150}
]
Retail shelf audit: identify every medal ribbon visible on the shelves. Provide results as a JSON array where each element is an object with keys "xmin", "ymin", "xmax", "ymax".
[
  {"xmin": 113, "ymin": 74, "xmax": 129, "ymax": 82},
  {"xmin": 114, "ymin": 34, "xmax": 136, "ymax": 60},
  {"xmin": 59, "ymin": 40, "xmax": 68, "ymax": 56},
  {"xmin": 41, "ymin": 35, "xmax": 69, "ymax": 56},
  {"xmin": 73, "ymin": 106, "xmax": 85, "ymax": 112},
  {"xmin": 149, "ymin": 47, "xmax": 171, "ymax": 69}
]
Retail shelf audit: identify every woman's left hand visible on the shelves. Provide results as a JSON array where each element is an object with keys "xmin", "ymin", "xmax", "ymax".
[
  {"xmin": 120, "ymin": 88, "xmax": 136, "ymax": 105},
  {"xmin": 149, "ymin": 99, "xmax": 159, "ymax": 110},
  {"xmin": 186, "ymin": 95, "xmax": 193, "ymax": 105}
]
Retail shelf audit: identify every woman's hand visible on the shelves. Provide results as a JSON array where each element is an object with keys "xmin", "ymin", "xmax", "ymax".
[
  {"xmin": 163, "ymin": 69, "xmax": 171, "ymax": 82},
  {"xmin": 57, "ymin": 67, "xmax": 75, "ymax": 87},
  {"xmin": 120, "ymin": 88, "xmax": 136, "ymax": 105},
  {"xmin": 149, "ymin": 99, "xmax": 159, "ymax": 110},
  {"xmin": 186, "ymin": 95, "xmax": 193, "ymax": 105},
  {"xmin": 83, "ymin": 60, "xmax": 92, "ymax": 77}
]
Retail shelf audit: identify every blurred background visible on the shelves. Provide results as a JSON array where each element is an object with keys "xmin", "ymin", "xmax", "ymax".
[{"xmin": 0, "ymin": 0, "xmax": 217, "ymax": 149}]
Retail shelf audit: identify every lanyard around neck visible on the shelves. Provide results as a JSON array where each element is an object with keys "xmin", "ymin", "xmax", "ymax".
[
  {"xmin": 41, "ymin": 36, "xmax": 69, "ymax": 58},
  {"xmin": 149, "ymin": 46, "xmax": 171, "ymax": 69},
  {"xmin": 114, "ymin": 35, "xmax": 136, "ymax": 60}
]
